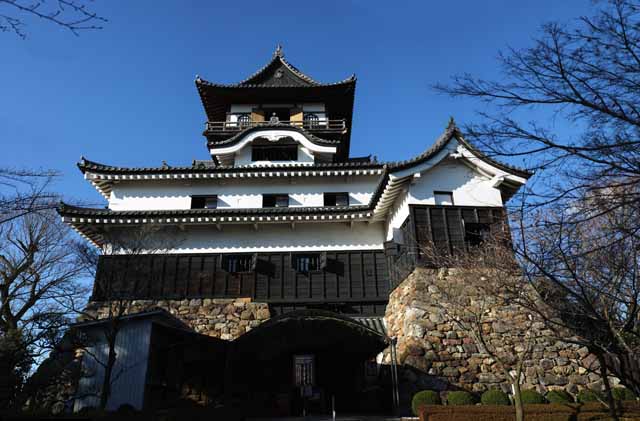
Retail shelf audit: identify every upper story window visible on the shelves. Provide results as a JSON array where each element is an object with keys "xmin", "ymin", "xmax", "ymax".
[
  {"xmin": 222, "ymin": 254, "xmax": 254, "ymax": 273},
  {"xmin": 191, "ymin": 195, "xmax": 217, "ymax": 209},
  {"xmin": 303, "ymin": 113, "xmax": 320, "ymax": 129},
  {"xmin": 434, "ymin": 191, "xmax": 454, "ymax": 205},
  {"xmin": 263, "ymin": 194, "xmax": 289, "ymax": 208},
  {"xmin": 252, "ymin": 144, "xmax": 298, "ymax": 161},
  {"xmin": 237, "ymin": 113, "xmax": 251, "ymax": 128},
  {"xmin": 292, "ymin": 253, "xmax": 322, "ymax": 273},
  {"xmin": 324, "ymin": 192, "xmax": 349, "ymax": 207}
]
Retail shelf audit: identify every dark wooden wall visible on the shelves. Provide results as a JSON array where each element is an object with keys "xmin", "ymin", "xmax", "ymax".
[
  {"xmin": 93, "ymin": 250, "xmax": 389, "ymax": 316},
  {"xmin": 411, "ymin": 205, "xmax": 506, "ymax": 254},
  {"xmin": 385, "ymin": 205, "xmax": 507, "ymax": 290}
]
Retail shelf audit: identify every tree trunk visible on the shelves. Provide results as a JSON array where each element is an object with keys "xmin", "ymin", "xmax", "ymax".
[
  {"xmin": 598, "ymin": 353, "xmax": 619, "ymax": 421},
  {"xmin": 99, "ymin": 332, "xmax": 117, "ymax": 411}
]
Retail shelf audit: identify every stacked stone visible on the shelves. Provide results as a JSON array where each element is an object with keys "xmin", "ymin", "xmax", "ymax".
[
  {"xmin": 383, "ymin": 268, "xmax": 610, "ymax": 400},
  {"xmin": 85, "ymin": 298, "xmax": 271, "ymax": 341}
]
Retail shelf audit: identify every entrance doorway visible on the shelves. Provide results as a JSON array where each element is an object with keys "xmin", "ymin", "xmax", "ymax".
[{"xmin": 225, "ymin": 310, "xmax": 390, "ymax": 417}]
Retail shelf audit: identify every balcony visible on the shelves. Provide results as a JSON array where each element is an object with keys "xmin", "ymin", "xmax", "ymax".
[{"xmin": 205, "ymin": 119, "xmax": 347, "ymax": 134}]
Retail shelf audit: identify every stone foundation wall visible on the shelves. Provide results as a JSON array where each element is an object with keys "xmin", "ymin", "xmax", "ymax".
[
  {"xmin": 84, "ymin": 298, "xmax": 270, "ymax": 341},
  {"xmin": 383, "ymin": 268, "xmax": 608, "ymax": 403}
]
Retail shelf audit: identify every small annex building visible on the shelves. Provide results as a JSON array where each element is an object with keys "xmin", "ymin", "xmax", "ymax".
[{"xmin": 59, "ymin": 46, "xmax": 532, "ymax": 416}]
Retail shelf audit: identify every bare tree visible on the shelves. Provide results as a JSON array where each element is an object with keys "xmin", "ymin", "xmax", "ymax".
[
  {"xmin": 0, "ymin": 0, "xmax": 106, "ymax": 38},
  {"xmin": 513, "ymin": 187, "xmax": 640, "ymax": 399},
  {"xmin": 73, "ymin": 225, "xmax": 181, "ymax": 410},
  {"xmin": 420, "ymin": 236, "xmax": 542, "ymax": 421},
  {"xmin": 0, "ymin": 169, "xmax": 60, "ymax": 225},
  {"xmin": 0, "ymin": 209, "xmax": 88, "ymax": 409},
  {"xmin": 435, "ymin": 0, "xmax": 640, "ymax": 401}
]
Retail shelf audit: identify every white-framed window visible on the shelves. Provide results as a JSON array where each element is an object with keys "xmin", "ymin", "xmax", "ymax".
[{"xmin": 434, "ymin": 191, "xmax": 454, "ymax": 205}]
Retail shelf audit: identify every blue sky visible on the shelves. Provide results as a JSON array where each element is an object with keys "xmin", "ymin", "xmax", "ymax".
[{"xmin": 2, "ymin": 0, "xmax": 594, "ymax": 205}]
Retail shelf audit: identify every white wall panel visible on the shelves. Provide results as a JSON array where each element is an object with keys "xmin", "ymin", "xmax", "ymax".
[
  {"xmin": 408, "ymin": 160, "xmax": 503, "ymax": 207},
  {"xmin": 109, "ymin": 176, "xmax": 378, "ymax": 211}
]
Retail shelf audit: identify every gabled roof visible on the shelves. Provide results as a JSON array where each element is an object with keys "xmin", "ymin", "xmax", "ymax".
[
  {"xmin": 370, "ymin": 119, "xmax": 532, "ymax": 220},
  {"xmin": 388, "ymin": 118, "xmax": 532, "ymax": 178},
  {"xmin": 195, "ymin": 45, "xmax": 356, "ymax": 89}
]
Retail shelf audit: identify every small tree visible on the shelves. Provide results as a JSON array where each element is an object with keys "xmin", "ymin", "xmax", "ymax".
[{"xmin": 419, "ymin": 234, "xmax": 543, "ymax": 421}]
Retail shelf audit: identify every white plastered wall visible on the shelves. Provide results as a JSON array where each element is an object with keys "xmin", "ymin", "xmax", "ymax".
[
  {"xmin": 234, "ymin": 143, "xmax": 315, "ymax": 166},
  {"xmin": 108, "ymin": 176, "xmax": 379, "ymax": 211}
]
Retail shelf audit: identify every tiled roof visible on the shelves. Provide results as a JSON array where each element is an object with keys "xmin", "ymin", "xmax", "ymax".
[
  {"xmin": 388, "ymin": 118, "xmax": 532, "ymax": 178},
  {"xmin": 58, "ymin": 202, "xmax": 372, "ymax": 218},
  {"xmin": 195, "ymin": 46, "xmax": 356, "ymax": 89},
  {"xmin": 78, "ymin": 157, "xmax": 385, "ymax": 175}
]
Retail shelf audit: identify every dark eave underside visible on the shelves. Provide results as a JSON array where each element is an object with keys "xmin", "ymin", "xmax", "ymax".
[{"xmin": 58, "ymin": 202, "xmax": 372, "ymax": 219}]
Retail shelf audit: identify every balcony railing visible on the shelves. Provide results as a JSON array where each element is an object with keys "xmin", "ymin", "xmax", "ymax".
[{"xmin": 205, "ymin": 119, "xmax": 347, "ymax": 134}]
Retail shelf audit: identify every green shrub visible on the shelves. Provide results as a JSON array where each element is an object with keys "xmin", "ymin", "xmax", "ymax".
[
  {"xmin": 577, "ymin": 389, "xmax": 602, "ymax": 403},
  {"xmin": 447, "ymin": 390, "xmax": 476, "ymax": 405},
  {"xmin": 412, "ymin": 390, "xmax": 442, "ymax": 414},
  {"xmin": 481, "ymin": 389, "xmax": 511, "ymax": 405},
  {"xmin": 576, "ymin": 389, "xmax": 602, "ymax": 403},
  {"xmin": 612, "ymin": 387, "xmax": 637, "ymax": 402},
  {"xmin": 546, "ymin": 390, "xmax": 573, "ymax": 404},
  {"xmin": 521, "ymin": 389, "xmax": 547, "ymax": 404}
]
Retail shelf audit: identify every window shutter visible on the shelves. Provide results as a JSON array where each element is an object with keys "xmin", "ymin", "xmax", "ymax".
[
  {"xmin": 218, "ymin": 255, "xmax": 228, "ymax": 272},
  {"xmin": 336, "ymin": 193, "xmax": 349, "ymax": 207},
  {"xmin": 319, "ymin": 252, "xmax": 327, "ymax": 270},
  {"xmin": 290, "ymin": 107, "xmax": 303, "ymax": 122},
  {"xmin": 251, "ymin": 109, "xmax": 265, "ymax": 122}
]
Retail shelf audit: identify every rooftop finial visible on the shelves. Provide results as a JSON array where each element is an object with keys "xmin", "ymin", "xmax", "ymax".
[
  {"xmin": 447, "ymin": 116, "xmax": 457, "ymax": 129},
  {"xmin": 274, "ymin": 44, "xmax": 284, "ymax": 58}
]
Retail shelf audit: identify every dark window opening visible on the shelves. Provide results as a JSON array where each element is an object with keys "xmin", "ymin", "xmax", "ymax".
[
  {"xmin": 191, "ymin": 195, "xmax": 217, "ymax": 209},
  {"xmin": 252, "ymin": 145, "xmax": 298, "ymax": 161},
  {"xmin": 324, "ymin": 192, "xmax": 349, "ymax": 207},
  {"xmin": 464, "ymin": 222, "xmax": 491, "ymax": 247},
  {"xmin": 292, "ymin": 253, "xmax": 322, "ymax": 273},
  {"xmin": 222, "ymin": 254, "xmax": 253, "ymax": 273},
  {"xmin": 303, "ymin": 113, "xmax": 320, "ymax": 129},
  {"xmin": 434, "ymin": 191, "xmax": 454, "ymax": 205},
  {"xmin": 264, "ymin": 108, "xmax": 290, "ymax": 122},
  {"xmin": 263, "ymin": 194, "xmax": 289, "ymax": 208}
]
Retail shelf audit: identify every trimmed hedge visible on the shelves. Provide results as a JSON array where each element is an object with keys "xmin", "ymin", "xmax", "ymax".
[
  {"xmin": 412, "ymin": 390, "xmax": 441, "ymax": 415},
  {"xmin": 418, "ymin": 402, "xmax": 640, "ymax": 421},
  {"xmin": 546, "ymin": 390, "xmax": 574, "ymax": 404},
  {"xmin": 481, "ymin": 389, "xmax": 511, "ymax": 406},
  {"xmin": 520, "ymin": 390, "xmax": 546, "ymax": 404},
  {"xmin": 418, "ymin": 404, "xmax": 574, "ymax": 421},
  {"xmin": 447, "ymin": 391, "xmax": 476, "ymax": 405},
  {"xmin": 612, "ymin": 387, "xmax": 637, "ymax": 402}
]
